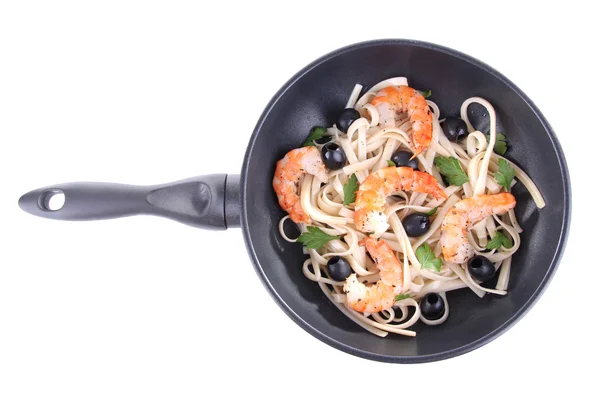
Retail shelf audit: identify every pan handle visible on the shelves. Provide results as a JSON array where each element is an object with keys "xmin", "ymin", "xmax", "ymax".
[{"xmin": 18, "ymin": 174, "xmax": 241, "ymax": 230}]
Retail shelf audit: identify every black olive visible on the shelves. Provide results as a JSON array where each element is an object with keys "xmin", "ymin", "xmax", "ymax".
[
  {"xmin": 402, "ymin": 212, "xmax": 431, "ymax": 237},
  {"xmin": 441, "ymin": 117, "xmax": 468, "ymax": 142},
  {"xmin": 391, "ymin": 150, "xmax": 419, "ymax": 169},
  {"xmin": 420, "ymin": 293, "xmax": 445, "ymax": 320},
  {"xmin": 468, "ymin": 255, "xmax": 496, "ymax": 282},
  {"xmin": 327, "ymin": 256, "xmax": 352, "ymax": 281},
  {"xmin": 321, "ymin": 142, "xmax": 347, "ymax": 170},
  {"xmin": 336, "ymin": 108, "xmax": 361, "ymax": 133}
]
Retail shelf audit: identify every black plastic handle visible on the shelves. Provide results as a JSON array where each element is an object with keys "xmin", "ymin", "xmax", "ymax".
[{"xmin": 18, "ymin": 174, "xmax": 241, "ymax": 230}]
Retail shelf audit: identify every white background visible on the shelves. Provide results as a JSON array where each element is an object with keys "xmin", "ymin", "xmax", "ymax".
[{"xmin": 0, "ymin": 1, "xmax": 596, "ymax": 399}]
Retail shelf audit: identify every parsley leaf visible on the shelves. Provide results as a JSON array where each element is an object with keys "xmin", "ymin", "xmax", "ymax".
[
  {"xmin": 419, "ymin": 89, "xmax": 432, "ymax": 99},
  {"xmin": 386, "ymin": 160, "xmax": 396, "ymax": 167},
  {"xmin": 434, "ymin": 156, "xmax": 469, "ymax": 186},
  {"xmin": 415, "ymin": 243, "xmax": 443, "ymax": 272},
  {"xmin": 495, "ymin": 159, "xmax": 515, "ymax": 191},
  {"xmin": 343, "ymin": 173, "xmax": 359, "ymax": 206},
  {"xmin": 302, "ymin": 126, "xmax": 328, "ymax": 147},
  {"xmin": 485, "ymin": 132, "xmax": 508, "ymax": 155},
  {"xmin": 485, "ymin": 231, "xmax": 512, "ymax": 250},
  {"xmin": 394, "ymin": 293, "xmax": 412, "ymax": 301},
  {"xmin": 424, "ymin": 206, "xmax": 438, "ymax": 217},
  {"xmin": 297, "ymin": 226, "xmax": 341, "ymax": 249}
]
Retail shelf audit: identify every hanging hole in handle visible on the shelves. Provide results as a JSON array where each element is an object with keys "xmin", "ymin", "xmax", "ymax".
[{"xmin": 38, "ymin": 189, "xmax": 65, "ymax": 211}]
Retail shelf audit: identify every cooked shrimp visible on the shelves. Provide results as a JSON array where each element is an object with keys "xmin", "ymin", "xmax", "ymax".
[
  {"xmin": 440, "ymin": 193, "xmax": 517, "ymax": 264},
  {"xmin": 272, "ymin": 146, "xmax": 329, "ymax": 224},
  {"xmin": 344, "ymin": 237, "xmax": 404, "ymax": 313},
  {"xmin": 354, "ymin": 167, "xmax": 447, "ymax": 236},
  {"xmin": 370, "ymin": 85, "xmax": 433, "ymax": 156}
]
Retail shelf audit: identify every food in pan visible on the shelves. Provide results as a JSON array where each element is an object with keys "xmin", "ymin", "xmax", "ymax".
[{"xmin": 273, "ymin": 77, "xmax": 544, "ymax": 337}]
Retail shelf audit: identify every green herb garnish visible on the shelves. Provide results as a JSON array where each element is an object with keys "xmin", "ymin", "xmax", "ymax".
[
  {"xmin": 343, "ymin": 173, "xmax": 359, "ymax": 206},
  {"xmin": 415, "ymin": 243, "xmax": 443, "ymax": 272},
  {"xmin": 394, "ymin": 293, "xmax": 412, "ymax": 301},
  {"xmin": 419, "ymin": 89, "xmax": 432, "ymax": 99},
  {"xmin": 302, "ymin": 126, "xmax": 328, "ymax": 147},
  {"xmin": 424, "ymin": 206, "xmax": 438, "ymax": 217},
  {"xmin": 485, "ymin": 132, "xmax": 508, "ymax": 155},
  {"xmin": 495, "ymin": 159, "xmax": 515, "ymax": 191},
  {"xmin": 386, "ymin": 160, "xmax": 396, "ymax": 167},
  {"xmin": 297, "ymin": 226, "xmax": 341, "ymax": 249},
  {"xmin": 486, "ymin": 231, "xmax": 512, "ymax": 250},
  {"xmin": 434, "ymin": 156, "xmax": 469, "ymax": 186}
]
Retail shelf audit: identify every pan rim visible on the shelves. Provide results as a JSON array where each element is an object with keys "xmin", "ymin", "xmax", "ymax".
[{"xmin": 240, "ymin": 38, "xmax": 571, "ymax": 363}]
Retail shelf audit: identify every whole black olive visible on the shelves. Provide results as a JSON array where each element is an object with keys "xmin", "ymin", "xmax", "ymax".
[
  {"xmin": 441, "ymin": 117, "xmax": 468, "ymax": 142},
  {"xmin": 327, "ymin": 256, "xmax": 352, "ymax": 281},
  {"xmin": 321, "ymin": 142, "xmax": 347, "ymax": 170},
  {"xmin": 468, "ymin": 255, "xmax": 496, "ymax": 282},
  {"xmin": 402, "ymin": 212, "xmax": 431, "ymax": 237},
  {"xmin": 336, "ymin": 108, "xmax": 361, "ymax": 133},
  {"xmin": 391, "ymin": 150, "xmax": 418, "ymax": 169},
  {"xmin": 420, "ymin": 293, "xmax": 445, "ymax": 320}
]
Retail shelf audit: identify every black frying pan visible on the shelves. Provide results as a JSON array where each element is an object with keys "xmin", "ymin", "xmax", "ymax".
[{"xmin": 18, "ymin": 39, "xmax": 571, "ymax": 363}]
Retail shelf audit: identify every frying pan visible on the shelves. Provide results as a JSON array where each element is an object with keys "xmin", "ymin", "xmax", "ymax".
[{"xmin": 18, "ymin": 39, "xmax": 571, "ymax": 363}]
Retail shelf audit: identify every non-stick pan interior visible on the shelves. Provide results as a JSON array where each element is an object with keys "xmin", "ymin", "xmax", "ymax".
[{"xmin": 241, "ymin": 40, "xmax": 569, "ymax": 362}]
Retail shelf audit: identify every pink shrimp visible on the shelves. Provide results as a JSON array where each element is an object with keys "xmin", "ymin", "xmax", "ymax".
[
  {"xmin": 272, "ymin": 146, "xmax": 328, "ymax": 224},
  {"xmin": 440, "ymin": 193, "xmax": 517, "ymax": 264},
  {"xmin": 370, "ymin": 85, "xmax": 433, "ymax": 156},
  {"xmin": 354, "ymin": 167, "xmax": 447, "ymax": 236},
  {"xmin": 344, "ymin": 237, "xmax": 404, "ymax": 313}
]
